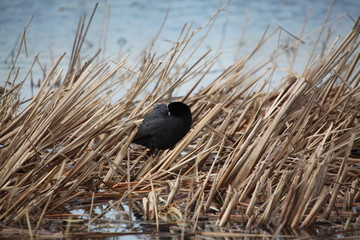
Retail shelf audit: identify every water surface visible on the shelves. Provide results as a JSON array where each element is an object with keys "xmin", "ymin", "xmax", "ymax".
[{"xmin": 1, "ymin": 0, "xmax": 358, "ymax": 99}]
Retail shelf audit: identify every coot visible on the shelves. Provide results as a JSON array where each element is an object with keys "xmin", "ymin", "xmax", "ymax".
[{"xmin": 132, "ymin": 102, "xmax": 192, "ymax": 150}]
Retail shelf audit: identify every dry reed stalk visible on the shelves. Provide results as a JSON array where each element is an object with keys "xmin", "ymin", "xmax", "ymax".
[{"xmin": 0, "ymin": 3, "xmax": 359, "ymax": 237}]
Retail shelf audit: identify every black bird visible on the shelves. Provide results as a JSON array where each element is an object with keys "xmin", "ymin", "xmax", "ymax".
[{"xmin": 132, "ymin": 102, "xmax": 192, "ymax": 150}]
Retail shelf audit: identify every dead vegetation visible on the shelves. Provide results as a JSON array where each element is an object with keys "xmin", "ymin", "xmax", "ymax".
[{"xmin": 0, "ymin": 4, "xmax": 359, "ymax": 238}]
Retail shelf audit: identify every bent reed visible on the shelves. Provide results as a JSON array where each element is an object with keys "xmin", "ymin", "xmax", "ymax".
[{"xmin": 0, "ymin": 6, "xmax": 359, "ymax": 237}]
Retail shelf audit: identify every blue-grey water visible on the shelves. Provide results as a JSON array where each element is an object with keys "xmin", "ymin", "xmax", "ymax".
[{"xmin": 0, "ymin": 0, "xmax": 359, "ymax": 100}]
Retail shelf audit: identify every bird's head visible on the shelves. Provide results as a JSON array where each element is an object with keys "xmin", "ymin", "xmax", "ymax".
[{"xmin": 168, "ymin": 102, "xmax": 191, "ymax": 117}]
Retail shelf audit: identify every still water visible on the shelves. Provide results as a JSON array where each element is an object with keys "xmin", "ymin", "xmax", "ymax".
[{"xmin": 0, "ymin": 0, "xmax": 359, "ymax": 99}]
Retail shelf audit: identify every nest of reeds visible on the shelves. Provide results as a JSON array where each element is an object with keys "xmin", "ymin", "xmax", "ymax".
[{"xmin": 0, "ymin": 5, "xmax": 359, "ymax": 238}]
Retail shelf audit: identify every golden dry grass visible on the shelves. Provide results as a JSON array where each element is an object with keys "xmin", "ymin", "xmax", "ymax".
[{"xmin": 0, "ymin": 5, "xmax": 359, "ymax": 238}]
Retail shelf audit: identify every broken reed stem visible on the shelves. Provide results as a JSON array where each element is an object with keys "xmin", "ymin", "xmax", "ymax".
[{"xmin": 0, "ymin": 6, "xmax": 359, "ymax": 236}]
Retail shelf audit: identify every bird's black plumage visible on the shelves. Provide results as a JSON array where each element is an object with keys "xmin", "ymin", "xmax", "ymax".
[{"xmin": 132, "ymin": 102, "xmax": 192, "ymax": 150}]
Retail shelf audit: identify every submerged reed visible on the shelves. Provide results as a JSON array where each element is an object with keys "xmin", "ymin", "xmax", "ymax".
[{"xmin": 0, "ymin": 5, "xmax": 359, "ymax": 237}]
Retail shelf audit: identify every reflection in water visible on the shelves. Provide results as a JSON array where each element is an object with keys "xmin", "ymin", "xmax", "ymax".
[{"xmin": 62, "ymin": 197, "xmax": 359, "ymax": 239}]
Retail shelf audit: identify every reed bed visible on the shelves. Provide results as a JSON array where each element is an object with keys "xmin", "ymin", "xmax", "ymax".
[{"xmin": 0, "ymin": 7, "xmax": 359, "ymax": 238}]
